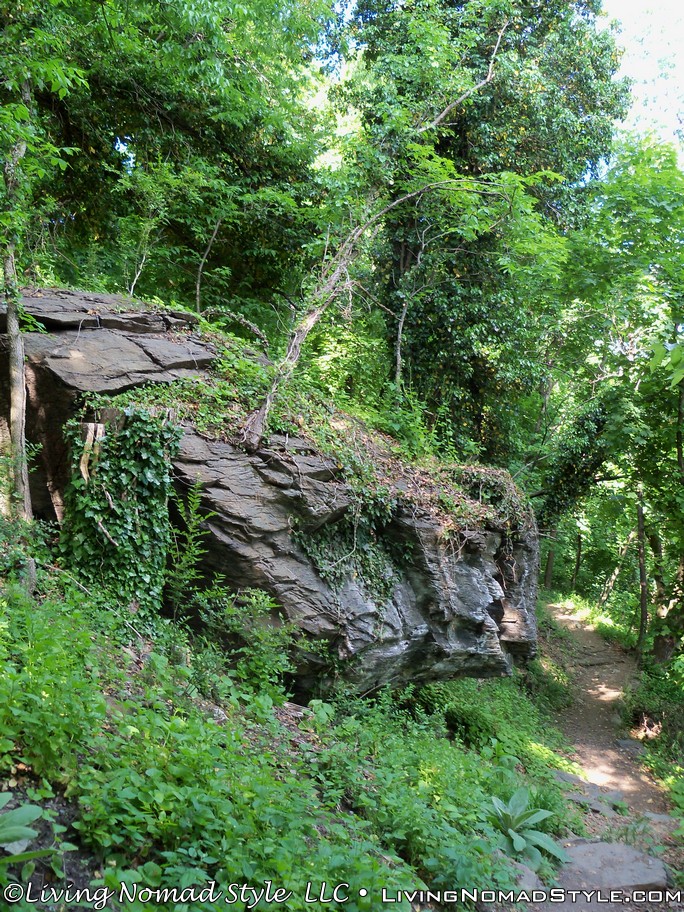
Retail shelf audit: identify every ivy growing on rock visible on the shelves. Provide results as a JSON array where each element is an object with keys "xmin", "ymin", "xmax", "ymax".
[{"xmin": 60, "ymin": 408, "xmax": 181, "ymax": 616}]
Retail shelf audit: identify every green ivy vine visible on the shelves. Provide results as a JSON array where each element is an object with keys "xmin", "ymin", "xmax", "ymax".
[
  {"xmin": 294, "ymin": 502, "xmax": 398, "ymax": 607},
  {"xmin": 60, "ymin": 407, "xmax": 181, "ymax": 615}
]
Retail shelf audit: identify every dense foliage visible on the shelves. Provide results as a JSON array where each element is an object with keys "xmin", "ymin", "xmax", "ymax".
[
  {"xmin": 0, "ymin": 565, "xmax": 578, "ymax": 905},
  {"xmin": 2, "ymin": 0, "xmax": 684, "ymax": 897}
]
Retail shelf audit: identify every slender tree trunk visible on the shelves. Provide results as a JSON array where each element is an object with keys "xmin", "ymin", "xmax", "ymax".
[
  {"xmin": 636, "ymin": 490, "xmax": 649, "ymax": 660},
  {"xmin": 236, "ymin": 23, "xmax": 513, "ymax": 452},
  {"xmin": 677, "ymin": 378, "xmax": 684, "ymax": 480},
  {"xmin": 533, "ymin": 375, "xmax": 552, "ymax": 436},
  {"xmin": 394, "ymin": 296, "xmax": 410, "ymax": 388},
  {"xmin": 650, "ymin": 528, "xmax": 676, "ymax": 663},
  {"xmin": 543, "ymin": 528, "xmax": 556, "ymax": 590},
  {"xmin": 3, "ymin": 255, "xmax": 32, "ymax": 521},
  {"xmin": 196, "ymin": 217, "xmax": 222, "ymax": 314},
  {"xmin": 655, "ymin": 379, "xmax": 684, "ymax": 648},
  {"xmin": 2, "ymin": 78, "xmax": 33, "ymax": 522},
  {"xmin": 394, "ymin": 229, "xmax": 426, "ymax": 388},
  {"xmin": 598, "ymin": 528, "xmax": 637, "ymax": 609},
  {"xmin": 241, "ymin": 298, "xmax": 330, "ymax": 450},
  {"xmin": 675, "ymin": 379, "xmax": 684, "ymax": 615},
  {"xmin": 647, "ymin": 530, "xmax": 667, "ymax": 610},
  {"xmin": 570, "ymin": 531, "xmax": 582, "ymax": 591},
  {"xmin": 127, "ymin": 246, "xmax": 148, "ymax": 297}
]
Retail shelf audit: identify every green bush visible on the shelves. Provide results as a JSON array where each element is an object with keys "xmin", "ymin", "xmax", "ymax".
[
  {"xmin": 313, "ymin": 694, "xmax": 513, "ymax": 890},
  {"xmin": 192, "ymin": 586, "xmax": 296, "ymax": 699},
  {"xmin": 73, "ymin": 691, "xmax": 418, "ymax": 911},
  {"xmin": 420, "ymin": 676, "xmax": 569, "ymax": 784},
  {"xmin": 0, "ymin": 585, "xmax": 106, "ymax": 781}
]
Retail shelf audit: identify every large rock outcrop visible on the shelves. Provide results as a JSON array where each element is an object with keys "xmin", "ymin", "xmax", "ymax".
[{"xmin": 1, "ymin": 289, "xmax": 538, "ymax": 689}]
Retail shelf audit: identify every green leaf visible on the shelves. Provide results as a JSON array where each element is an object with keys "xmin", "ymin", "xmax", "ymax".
[
  {"xmin": 518, "ymin": 808, "xmax": 554, "ymax": 827},
  {"xmin": 670, "ymin": 368, "xmax": 684, "ymax": 388},
  {"xmin": 0, "ymin": 849, "xmax": 53, "ymax": 867},
  {"xmin": 649, "ymin": 342, "xmax": 668, "ymax": 371},
  {"xmin": 508, "ymin": 828, "xmax": 527, "ymax": 853},
  {"xmin": 507, "ymin": 787, "xmax": 530, "ymax": 820},
  {"xmin": 0, "ymin": 824, "xmax": 39, "ymax": 844},
  {"xmin": 0, "ymin": 804, "xmax": 42, "ymax": 829},
  {"xmin": 524, "ymin": 830, "xmax": 567, "ymax": 862},
  {"xmin": 522, "ymin": 844, "xmax": 543, "ymax": 871}
]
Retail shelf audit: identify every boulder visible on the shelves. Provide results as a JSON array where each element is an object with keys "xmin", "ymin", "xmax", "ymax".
[
  {"xmin": 174, "ymin": 430, "xmax": 538, "ymax": 689},
  {"xmin": 1, "ymin": 289, "xmax": 539, "ymax": 690},
  {"xmin": 530, "ymin": 840, "xmax": 671, "ymax": 911}
]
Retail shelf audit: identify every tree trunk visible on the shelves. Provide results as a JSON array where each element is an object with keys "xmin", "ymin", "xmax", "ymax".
[
  {"xmin": 196, "ymin": 217, "xmax": 222, "ymax": 314},
  {"xmin": 636, "ymin": 491, "xmax": 649, "ymax": 660},
  {"xmin": 657, "ymin": 380, "xmax": 684, "ymax": 647},
  {"xmin": 543, "ymin": 528, "xmax": 556, "ymax": 590},
  {"xmin": 597, "ymin": 528, "xmax": 636, "ymax": 609},
  {"xmin": 2, "ymin": 78, "xmax": 32, "ymax": 522},
  {"xmin": 570, "ymin": 531, "xmax": 582, "ymax": 591},
  {"xmin": 647, "ymin": 530, "xmax": 667, "ymax": 610},
  {"xmin": 677, "ymin": 378, "xmax": 684, "ymax": 481},
  {"xmin": 533, "ymin": 375, "xmax": 553, "ymax": 436},
  {"xmin": 240, "ymin": 298, "xmax": 330, "ymax": 450},
  {"xmin": 3, "ymin": 258, "xmax": 32, "ymax": 522},
  {"xmin": 394, "ymin": 296, "xmax": 410, "ymax": 388}
]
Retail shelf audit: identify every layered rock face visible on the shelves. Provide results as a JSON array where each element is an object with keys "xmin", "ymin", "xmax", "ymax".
[{"xmin": 1, "ymin": 289, "xmax": 538, "ymax": 689}]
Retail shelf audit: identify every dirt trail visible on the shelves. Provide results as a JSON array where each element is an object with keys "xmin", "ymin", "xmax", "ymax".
[
  {"xmin": 523, "ymin": 602, "xmax": 684, "ymax": 912},
  {"xmin": 546, "ymin": 600, "xmax": 670, "ymax": 815}
]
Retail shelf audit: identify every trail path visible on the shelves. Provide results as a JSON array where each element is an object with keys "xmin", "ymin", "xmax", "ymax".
[
  {"xmin": 546, "ymin": 600, "xmax": 668, "ymax": 814},
  {"xmin": 530, "ymin": 602, "xmax": 683, "ymax": 911}
]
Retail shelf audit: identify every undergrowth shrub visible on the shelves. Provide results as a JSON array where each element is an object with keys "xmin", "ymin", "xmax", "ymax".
[
  {"xmin": 192, "ymin": 586, "xmax": 296, "ymax": 699},
  {"xmin": 0, "ymin": 585, "xmax": 106, "ymax": 781},
  {"xmin": 419, "ymin": 676, "xmax": 570, "ymax": 788},
  {"xmin": 73, "ymin": 684, "xmax": 418, "ymax": 911},
  {"xmin": 522, "ymin": 657, "xmax": 573, "ymax": 711},
  {"xmin": 313, "ymin": 693, "xmax": 516, "ymax": 889},
  {"xmin": 0, "ymin": 514, "xmax": 49, "ymax": 580},
  {"xmin": 0, "ymin": 565, "xmax": 580, "ymax": 907}
]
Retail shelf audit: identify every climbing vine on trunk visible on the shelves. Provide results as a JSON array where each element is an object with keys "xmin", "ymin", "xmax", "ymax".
[{"xmin": 60, "ymin": 408, "xmax": 180, "ymax": 616}]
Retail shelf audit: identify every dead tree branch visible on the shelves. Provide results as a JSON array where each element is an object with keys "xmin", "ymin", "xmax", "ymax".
[{"xmin": 418, "ymin": 19, "xmax": 510, "ymax": 134}]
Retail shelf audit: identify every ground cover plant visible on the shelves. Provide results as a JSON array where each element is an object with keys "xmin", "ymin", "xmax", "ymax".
[{"xmin": 0, "ymin": 502, "xmax": 581, "ymax": 910}]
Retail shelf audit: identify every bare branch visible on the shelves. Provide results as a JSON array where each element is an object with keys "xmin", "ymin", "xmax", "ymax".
[
  {"xmin": 418, "ymin": 19, "xmax": 510, "ymax": 134},
  {"xmin": 203, "ymin": 307, "xmax": 270, "ymax": 349},
  {"xmin": 196, "ymin": 217, "xmax": 223, "ymax": 313}
]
